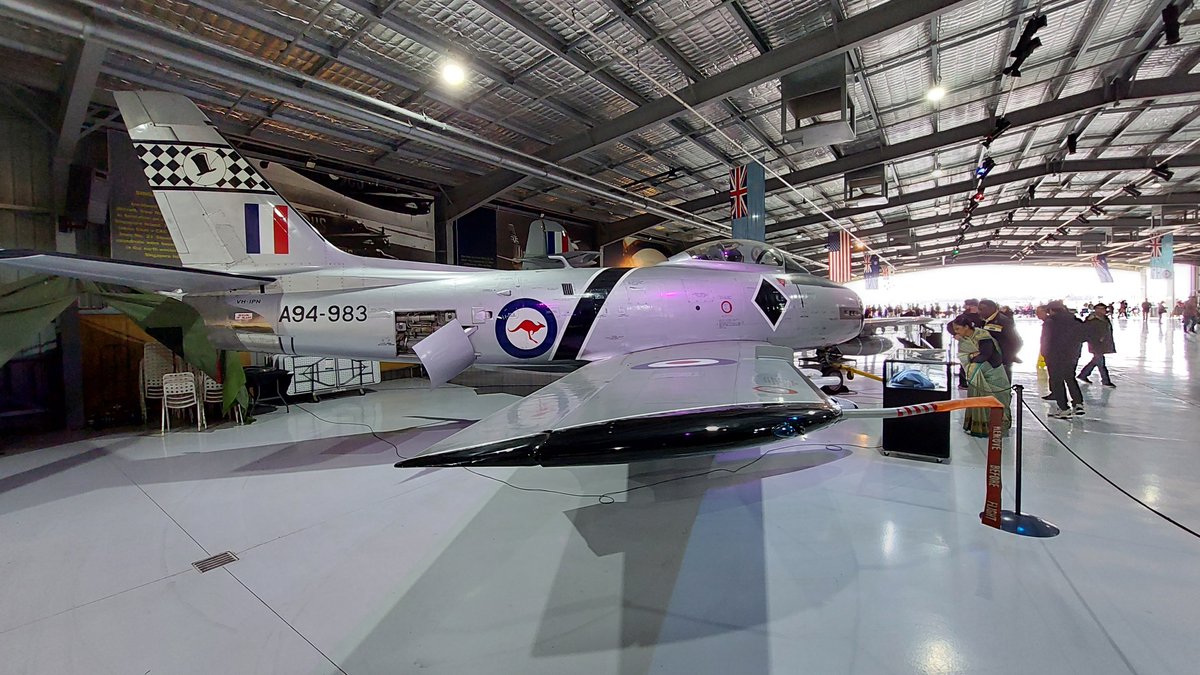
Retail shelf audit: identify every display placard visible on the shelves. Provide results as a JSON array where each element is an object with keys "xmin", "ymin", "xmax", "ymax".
[{"xmin": 106, "ymin": 130, "xmax": 181, "ymax": 265}]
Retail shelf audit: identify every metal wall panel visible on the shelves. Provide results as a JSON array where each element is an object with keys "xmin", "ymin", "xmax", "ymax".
[{"xmin": 0, "ymin": 109, "xmax": 55, "ymax": 285}]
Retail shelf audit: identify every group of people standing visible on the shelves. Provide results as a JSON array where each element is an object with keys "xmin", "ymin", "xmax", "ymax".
[
  {"xmin": 944, "ymin": 296, "xmax": 1120, "ymax": 434},
  {"xmin": 946, "ymin": 299, "xmax": 1021, "ymax": 437},
  {"xmin": 1038, "ymin": 301, "xmax": 1116, "ymax": 419}
]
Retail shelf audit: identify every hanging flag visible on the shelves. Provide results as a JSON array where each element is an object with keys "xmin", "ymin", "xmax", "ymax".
[
  {"xmin": 1150, "ymin": 233, "xmax": 1174, "ymax": 279},
  {"xmin": 865, "ymin": 254, "xmax": 880, "ymax": 289},
  {"xmin": 729, "ymin": 166, "xmax": 748, "ymax": 220},
  {"xmin": 729, "ymin": 163, "xmax": 765, "ymax": 241},
  {"xmin": 1093, "ymin": 254, "xmax": 1114, "ymax": 283},
  {"xmin": 827, "ymin": 230, "xmax": 852, "ymax": 283}
]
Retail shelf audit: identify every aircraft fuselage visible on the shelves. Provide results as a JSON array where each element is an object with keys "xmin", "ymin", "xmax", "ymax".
[{"xmin": 188, "ymin": 263, "xmax": 864, "ymax": 367}]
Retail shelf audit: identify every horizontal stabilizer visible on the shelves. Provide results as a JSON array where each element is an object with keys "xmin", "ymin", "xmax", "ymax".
[{"xmin": 0, "ymin": 250, "xmax": 274, "ymax": 293}]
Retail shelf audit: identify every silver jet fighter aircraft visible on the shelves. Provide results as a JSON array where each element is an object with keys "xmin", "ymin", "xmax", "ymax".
[{"xmin": 1, "ymin": 92, "xmax": 871, "ymax": 467}]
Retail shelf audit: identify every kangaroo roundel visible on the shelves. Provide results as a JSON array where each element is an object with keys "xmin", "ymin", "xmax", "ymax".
[{"xmin": 496, "ymin": 298, "xmax": 558, "ymax": 358}]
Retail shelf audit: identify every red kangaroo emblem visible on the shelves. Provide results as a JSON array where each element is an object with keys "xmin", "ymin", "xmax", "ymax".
[{"xmin": 508, "ymin": 319, "xmax": 546, "ymax": 344}]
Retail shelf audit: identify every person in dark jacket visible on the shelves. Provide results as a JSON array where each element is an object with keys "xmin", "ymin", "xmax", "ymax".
[
  {"xmin": 1078, "ymin": 302, "xmax": 1116, "ymax": 387},
  {"xmin": 978, "ymin": 298, "xmax": 1022, "ymax": 381},
  {"xmin": 1042, "ymin": 300, "xmax": 1086, "ymax": 419}
]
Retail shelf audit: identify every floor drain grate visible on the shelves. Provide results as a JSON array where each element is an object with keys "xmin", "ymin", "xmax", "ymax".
[{"xmin": 193, "ymin": 551, "xmax": 239, "ymax": 573}]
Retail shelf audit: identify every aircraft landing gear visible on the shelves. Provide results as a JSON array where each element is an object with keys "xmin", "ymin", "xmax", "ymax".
[{"xmin": 805, "ymin": 347, "xmax": 855, "ymax": 395}]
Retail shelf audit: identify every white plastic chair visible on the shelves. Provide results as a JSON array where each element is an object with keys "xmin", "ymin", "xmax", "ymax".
[
  {"xmin": 199, "ymin": 370, "xmax": 242, "ymax": 426},
  {"xmin": 140, "ymin": 343, "xmax": 175, "ymax": 423},
  {"xmin": 161, "ymin": 372, "xmax": 203, "ymax": 432}
]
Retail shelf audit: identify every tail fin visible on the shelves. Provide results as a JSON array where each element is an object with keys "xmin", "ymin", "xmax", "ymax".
[
  {"xmin": 113, "ymin": 91, "xmax": 353, "ymax": 275},
  {"xmin": 523, "ymin": 219, "xmax": 571, "ymax": 260}
]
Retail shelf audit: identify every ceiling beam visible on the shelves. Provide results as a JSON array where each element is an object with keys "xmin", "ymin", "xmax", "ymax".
[
  {"xmin": 1033, "ymin": 0, "xmax": 1193, "ymax": 195},
  {"xmin": 52, "ymin": 38, "xmax": 105, "ymax": 215},
  {"xmin": 447, "ymin": 0, "xmax": 974, "ymax": 219},
  {"xmin": 603, "ymin": 73, "xmax": 1200, "ymax": 241},
  {"xmin": 772, "ymin": 157, "xmax": 1200, "ymax": 245},
  {"xmin": 913, "ymin": 239, "xmax": 1200, "ymax": 261},
  {"xmin": 466, "ymin": 0, "xmax": 737, "ymax": 184},
  {"xmin": 873, "ymin": 226, "xmax": 1189, "ymax": 255},
  {"xmin": 785, "ymin": 193, "xmax": 1200, "ymax": 255}
]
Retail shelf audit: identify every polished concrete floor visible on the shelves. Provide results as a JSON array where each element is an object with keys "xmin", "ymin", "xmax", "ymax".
[{"xmin": 2, "ymin": 317, "xmax": 1199, "ymax": 674}]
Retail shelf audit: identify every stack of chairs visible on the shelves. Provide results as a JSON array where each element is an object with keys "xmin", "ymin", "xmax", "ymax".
[
  {"xmin": 160, "ymin": 371, "xmax": 203, "ymax": 432},
  {"xmin": 140, "ymin": 343, "xmax": 243, "ymax": 432},
  {"xmin": 138, "ymin": 343, "xmax": 176, "ymax": 424}
]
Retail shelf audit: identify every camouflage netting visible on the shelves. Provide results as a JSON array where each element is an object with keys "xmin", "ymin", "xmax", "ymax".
[{"xmin": 0, "ymin": 275, "xmax": 248, "ymax": 414}]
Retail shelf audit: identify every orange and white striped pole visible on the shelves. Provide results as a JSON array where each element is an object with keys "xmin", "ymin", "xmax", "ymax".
[{"xmin": 842, "ymin": 396, "xmax": 1007, "ymax": 528}]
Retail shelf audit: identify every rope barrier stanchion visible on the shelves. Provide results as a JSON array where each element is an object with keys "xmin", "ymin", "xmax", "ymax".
[
  {"xmin": 842, "ymin": 392, "xmax": 1057, "ymax": 535},
  {"xmin": 999, "ymin": 384, "xmax": 1060, "ymax": 537}
]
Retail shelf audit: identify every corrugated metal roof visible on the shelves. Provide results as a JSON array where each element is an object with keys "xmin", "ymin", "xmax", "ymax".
[{"xmin": 0, "ymin": 0, "xmax": 1193, "ymax": 267}]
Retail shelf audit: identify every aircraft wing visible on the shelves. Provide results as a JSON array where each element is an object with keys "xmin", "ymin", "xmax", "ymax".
[
  {"xmin": 0, "ymin": 250, "xmax": 274, "ymax": 293},
  {"xmin": 862, "ymin": 316, "xmax": 935, "ymax": 334},
  {"xmin": 397, "ymin": 341, "xmax": 842, "ymax": 468}
]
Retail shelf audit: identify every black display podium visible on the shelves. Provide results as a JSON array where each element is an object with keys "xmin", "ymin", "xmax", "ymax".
[{"xmin": 881, "ymin": 359, "xmax": 953, "ymax": 462}]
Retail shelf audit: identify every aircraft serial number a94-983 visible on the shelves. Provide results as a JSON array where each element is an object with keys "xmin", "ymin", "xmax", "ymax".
[{"xmin": 0, "ymin": 91, "xmax": 875, "ymax": 468}]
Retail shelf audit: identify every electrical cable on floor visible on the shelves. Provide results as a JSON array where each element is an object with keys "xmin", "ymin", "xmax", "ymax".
[
  {"xmin": 1021, "ymin": 397, "xmax": 1200, "ymax": 540},
  {"xmin": 293, "ymin": 403, "xmax": 402, "ymax": 457}
]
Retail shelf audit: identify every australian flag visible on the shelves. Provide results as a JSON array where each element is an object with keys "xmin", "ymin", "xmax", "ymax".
[
  {"xmin": 1092, "ymin": 254, "xmax": 1114, "ymax": 283},
  {"xmin": 865, "ymin": 254, "xmax": 881, "ymax": 289}
]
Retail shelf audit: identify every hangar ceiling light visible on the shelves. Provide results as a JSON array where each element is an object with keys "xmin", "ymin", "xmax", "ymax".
[
  {"xmin": 926, "ymin": 85, "xmax": 946, "ymax": 103},
  {"xmin": 441, "ymin": 61, "xmax": 466, "ymax": 87}
]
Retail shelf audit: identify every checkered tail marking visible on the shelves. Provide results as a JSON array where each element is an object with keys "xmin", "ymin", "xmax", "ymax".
[{"xmin": 133, "ymin": 142, "xmax": 273, "ymax": 193}]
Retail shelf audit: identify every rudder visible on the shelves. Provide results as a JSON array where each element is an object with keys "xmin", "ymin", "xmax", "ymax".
[{"xmin": 114, "ymin": 91, "xmax": 351, "ymax": 275}]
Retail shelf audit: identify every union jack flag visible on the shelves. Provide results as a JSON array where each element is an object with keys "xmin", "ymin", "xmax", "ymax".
[
  {"xmin": 827, "ymin": 230, "xmax": 852, "ymax": 283},
  {"xmin": 1150, "ymin": 236, "xmax": 1162, "ymax": 258},
  {"xmin": 729, "ymin": 165, "xmax": 749, "ymax": 220}
]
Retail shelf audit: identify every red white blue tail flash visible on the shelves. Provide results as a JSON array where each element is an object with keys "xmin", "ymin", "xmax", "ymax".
[
  {"xmin": 245, "ymin": 203, "xmax": 290, "ymax": 255},
  {"xmin": 545, "ymin": 229, "xmax": 569, "ymax": 255}
]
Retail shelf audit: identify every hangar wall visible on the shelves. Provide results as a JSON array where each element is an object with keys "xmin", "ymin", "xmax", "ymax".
[{"xmin": 0, "ymin": 108, "xmax": 56, "ymax": 285}]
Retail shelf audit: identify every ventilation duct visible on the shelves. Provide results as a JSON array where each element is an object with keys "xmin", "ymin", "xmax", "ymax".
[
  {"xmin": 844, "ymin": 164, "xmax": 888, "ymax": 207},
  {"xmin": 781, "ymin": 55, "xmax": 856, "ymax": 147}
]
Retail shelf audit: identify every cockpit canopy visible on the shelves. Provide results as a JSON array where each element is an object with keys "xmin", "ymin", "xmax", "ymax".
[{"xmin": 669, "ymin": 239, "xmax": 809, "ymax": 273}]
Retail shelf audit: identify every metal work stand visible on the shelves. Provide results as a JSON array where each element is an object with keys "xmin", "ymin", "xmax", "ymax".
[{"xmin": 999, "ymin": 384, "xmax": 1060, "ymax": 538}]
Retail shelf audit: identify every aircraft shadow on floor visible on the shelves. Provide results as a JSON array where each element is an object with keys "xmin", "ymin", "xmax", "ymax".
[
  {"xmin": 0, "ymin": 423, "xmax": 467, "ymax": 514},
  {"xmin": 339, "ymin": 445, "xmax": 851, "ymax": 675}
]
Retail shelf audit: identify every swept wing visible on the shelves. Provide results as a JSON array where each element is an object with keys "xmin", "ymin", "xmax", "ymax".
[
  {"xmin": 0, "ymin": 249, "xmax": 274, "ymax": 293},
  {"xmin": 397, "ymin": 341, "xmax": 841, "ymax": 468}
]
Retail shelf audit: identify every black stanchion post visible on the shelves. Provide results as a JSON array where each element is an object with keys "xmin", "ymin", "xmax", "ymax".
[
  {"xmin": 1000, "ymin": 383, "xmax": 1060, "ymax": 537},
  {"xmin": 1014, "ymin": 384, "xmax": 1023, "ymax": 517}
]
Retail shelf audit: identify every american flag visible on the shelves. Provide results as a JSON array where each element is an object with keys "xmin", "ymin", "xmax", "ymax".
[
  {"xmin": 1150, "ymin": 236, "xmax": 1162, "ymax": 258},
  {"xmin": 729, "ymin": 165, "xmax": 749, "ymax": 220},
  {"xmin": 827, "ymin": 230, "xmax": 852, "ymax": 283}
]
